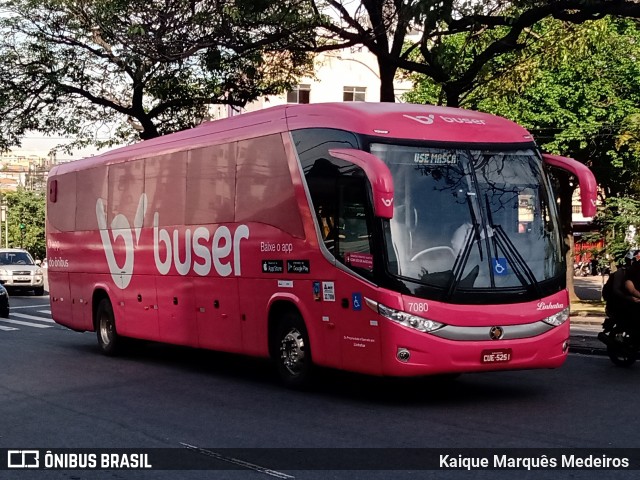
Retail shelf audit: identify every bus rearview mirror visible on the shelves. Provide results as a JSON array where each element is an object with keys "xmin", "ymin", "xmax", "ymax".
[
  {"xmin": 542, "ymin": 154, "xmax": 597, "ymax": 218},
  {"xmin": 328, "ymin": 148, "xmax": 394, "ymax": 219}
]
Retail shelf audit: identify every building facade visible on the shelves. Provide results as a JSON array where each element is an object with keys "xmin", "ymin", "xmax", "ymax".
[
  {"xmin": 211, "ymin": 47, "xmax": 412, "ymax": 119},
  {"xmin": 0, "ymin": 152, "xmax": 52, "ymax": 193}
]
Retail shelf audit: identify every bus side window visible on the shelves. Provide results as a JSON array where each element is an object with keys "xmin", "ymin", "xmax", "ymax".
[
  {"xmin": 304, "ymin": 159, "xmax": 374, "ymax": 276},
  {"xmin": 305, "ymin": 158, "xmax": 340, "ymax": 253},
  {"xmin": 293, "ymin": 128, "xmax": 372, "ymax": 265},
  {"xmin": 337, "ymin": 176, "xmax": 373, "ymax": 262},
  {"xmin": 317, "ymin": 203, "xmax": 338, "ymax": 253}
]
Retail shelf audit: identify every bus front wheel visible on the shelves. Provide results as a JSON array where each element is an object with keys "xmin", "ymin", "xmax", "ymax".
[
  {"xmin": 96, "ymin": 298, "xmax": 120, "ymax": 356},
  {"xmin": 274, "ymin": 311, "xmax": 312, "ymax": 387}
]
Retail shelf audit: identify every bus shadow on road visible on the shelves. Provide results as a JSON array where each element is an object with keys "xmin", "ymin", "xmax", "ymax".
[
  {"xmin": 309, "ymin": 369, "xmax": 543, "ymax": 405},
  {"xmin": 74, "ymin": 337, "xmax": 543, "ymax": 405}
]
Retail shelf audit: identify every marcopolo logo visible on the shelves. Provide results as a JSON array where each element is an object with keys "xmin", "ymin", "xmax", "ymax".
[{"xmin": 96, "ymin": 194, "xmax": 250, "ymax": 290}]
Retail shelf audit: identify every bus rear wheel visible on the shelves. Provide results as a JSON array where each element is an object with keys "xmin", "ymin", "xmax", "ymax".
[
  {"xmin": 96, "ymin": 298, "xmax": 120, "ymax": 356},
  {"xmin": 274, "ymin": 311, "xmax": 312, "ymax": 387}
]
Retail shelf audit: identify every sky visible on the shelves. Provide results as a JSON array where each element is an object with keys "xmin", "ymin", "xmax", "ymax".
[{"xmin": 13, "ymin": 135, "xmax": 105, "ymax": 162}]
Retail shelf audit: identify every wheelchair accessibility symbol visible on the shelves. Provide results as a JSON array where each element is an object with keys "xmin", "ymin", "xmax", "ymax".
[
  {"xmin": 352, "ymin": 293, "xmax": 363, "ymax": 311},
  {"xmin": 493, "ymin": 258, "xmax": 508, "ymax": 276}
]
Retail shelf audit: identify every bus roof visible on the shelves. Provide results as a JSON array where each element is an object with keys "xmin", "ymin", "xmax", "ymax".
[
  {"xmin": 284, "ymin": 102, "xmax": 533, "ymax": 143},
  {"xmin": 51, "ymin": 103, "xmax": 534, "ymax": 174}
]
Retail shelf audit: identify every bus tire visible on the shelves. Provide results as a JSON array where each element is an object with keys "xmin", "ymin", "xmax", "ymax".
[
  {"xmin": 96, "ymin": 298, "xmax": 120, "ymax": 356},
  {"xmin": 273, "ymin": 310, "xmax": 312, "ymax": 388}
]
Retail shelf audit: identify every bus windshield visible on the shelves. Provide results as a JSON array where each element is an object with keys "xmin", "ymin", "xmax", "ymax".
[{"xmin": 371, "ymin": 144, "xmax": 563, "ymax": 296}]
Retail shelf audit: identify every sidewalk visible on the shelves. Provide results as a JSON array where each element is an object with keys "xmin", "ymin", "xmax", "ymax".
[{"xmin": 570, "ymin": 275, "xmax": 607, "ymax": 355}]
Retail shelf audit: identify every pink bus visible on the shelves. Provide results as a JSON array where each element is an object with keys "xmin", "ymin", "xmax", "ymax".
[{"xmin": 46, "ymin": 102, "xmax": 597, "ymax": 385}]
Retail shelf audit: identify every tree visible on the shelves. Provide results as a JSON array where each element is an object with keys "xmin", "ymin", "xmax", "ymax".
[
  {"xmin": 474, "ymin": 17, "xmax": 640, "ymax": 292},
  {"xmin": 592, "ymin": 197, "xmax": 640, "ymax": 267},
  {"xmin": 406, "ymin": 16, "xmax": 640, "ymax": 299},
  {"xmin": 617, "ymin": 112, "xmax": 640, "ymax": 159},
  {"xmin": 406, "ymin": 17, "xmax": 640, "ymax": 197},
  {"xmin": 3, "ymin": 189, "xmax": 46, "ymax": 259},
  {"xmin": 314, "ymin": 0, "xmax": 640, "ymax": 106},
  {"xmin": 0, "ymin": 0, "xmax": 318, "ymax": 151},
  {"xmin": 475, "ymin": 19, "xmax": 640, "ymax": 197}
]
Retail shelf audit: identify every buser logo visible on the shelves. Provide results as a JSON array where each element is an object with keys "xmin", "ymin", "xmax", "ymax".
[
  {"xmin": 96, "ymin": 195, "xmax": 147, "ymax": 290},
  {"xmin": 404, "ymin": 113, "xmax": 487, "ymax": 126},
  {"xmin": 403, "ymin": 114, "xmax": 435, "ymax": 125},
  {"xmin": 96, "ymin": 194, "xmax": 250, "ymax": 289}
]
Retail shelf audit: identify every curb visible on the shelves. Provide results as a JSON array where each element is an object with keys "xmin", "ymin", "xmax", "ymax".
[
  {"xmin": 570, "ymin": 314, "xmax": 607, "ymax": 356},
  {"xmin": 569, "ymin": 334, "xmax": 607, "ymax": 356},
  {"xmin": 570, "ymin": 315, "xmax": 605, "ymax": 326}
]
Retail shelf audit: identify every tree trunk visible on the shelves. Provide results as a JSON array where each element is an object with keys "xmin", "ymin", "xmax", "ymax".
[
  {"xmin": 557, "ymin": 174, "xmax": 579, "ymax": 303},
  {"xmin": 443, "ymin": 84, "xmax": 461, "ymax": 108},
  {"xmin": 137, "ymin": 115, "xmax": 161, "ymax": 140},
  {"xmin": 378, "ymin": 59, "xmax": 397, "ymax": 103}
]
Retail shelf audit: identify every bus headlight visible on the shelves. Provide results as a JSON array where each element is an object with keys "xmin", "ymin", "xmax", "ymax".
[
  {"xmin": 377, "ymin": 303, "xmax": 444, "ymax": 333},
  {"xmin": 542, "ymin": 307, "xmax": 570, "ymax": 326}
]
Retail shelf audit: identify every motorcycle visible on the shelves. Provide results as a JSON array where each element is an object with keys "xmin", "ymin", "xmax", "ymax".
[
  {"xmin": 598, "ymin": 315, "xmax": 640, "ymax": 367},
  {"xmin": 574, "ymin": 261, "xmax": 591, "ymax": 277}
]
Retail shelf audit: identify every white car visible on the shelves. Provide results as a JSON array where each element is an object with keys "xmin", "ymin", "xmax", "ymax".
[{"xmin": 0, "ymin": 248, "xmax": 45, "ymax": 296}]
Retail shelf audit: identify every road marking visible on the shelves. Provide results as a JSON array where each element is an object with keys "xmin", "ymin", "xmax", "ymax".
[
  {"xmin": 38, "ymin": 310, "xmax": 52, "ymax": 315},
  {"xmin": 11, "ymin": 312, "xmax": 55, "ymax": 323},
  {"xmin": 179, "ymin": 443, "xmax": 294, "ymax": 479},
  {"xmin": 0, "ymin": 325, "xmax": 19, "ymax": 331},
  {"xmin": 0, "ymin": 318, "xmax": 52, "ymax": 328},
  {"xmin": 8, "ymin": 304, "xmax": 51, "ymax": 310}
]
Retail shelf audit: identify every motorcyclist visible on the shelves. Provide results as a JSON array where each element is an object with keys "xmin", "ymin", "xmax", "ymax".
[
  {"xmin": 600, "ymin": 258, "xmax": 640, "ymax": 362},
  {"xmin": 603, "ymin": 260, "xmax": 640, "ymax": 320}
]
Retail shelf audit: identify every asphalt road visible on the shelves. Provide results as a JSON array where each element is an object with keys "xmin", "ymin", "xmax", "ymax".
[
  {"xmin": 573, "ymin": 274, "xmax": 607, "ymax": 302},
  {"xmin": 570, "ymin": 276, "xmax": 608, "ymax": 355},
  {"xmin": 1, "ymin": 291, "xmax": 639, "ymax": 480}
]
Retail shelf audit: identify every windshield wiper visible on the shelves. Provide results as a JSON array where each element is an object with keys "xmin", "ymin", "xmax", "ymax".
[
  {"xmin": 446, "ymin": 224, "xmax": 474, "ymax": 299},
  {"xmin": 466, "ymin": 193, "xmax": 484, "ymax": 261},
  {"xmin": 484, "ymin": 194, "xmax": 542, "ymax": 296},
  {"xmin": 445, "ymin": 193, "xmax": 484, "ymax": 298}
]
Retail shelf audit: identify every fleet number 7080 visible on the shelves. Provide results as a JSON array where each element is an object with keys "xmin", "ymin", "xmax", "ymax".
[{"xmin": 407, "ymin": 302, "xmax": 429, "ymax": 313}]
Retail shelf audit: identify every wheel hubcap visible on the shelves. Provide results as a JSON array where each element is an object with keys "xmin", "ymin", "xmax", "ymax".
[
  {"xmin": 280, "ymin": 328, "xmax": 305, "ymax": 375},
  {"xmin": 99, "ymin": 316, "xmax": 113, "ymax": 346}
]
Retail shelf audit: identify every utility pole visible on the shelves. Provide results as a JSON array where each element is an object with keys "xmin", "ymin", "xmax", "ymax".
[{"xmin": 0, "ymin": 201, "xmax": 5, "ymax": 248}]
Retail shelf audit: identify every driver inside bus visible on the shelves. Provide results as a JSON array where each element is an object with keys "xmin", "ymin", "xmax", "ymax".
[
  {"xmin": 451, "ymin": 223, "xmax": 471, "ymax": 257},
  {"xmin": 451, "ymin": 222, "xmax": 492, "ymax": 256}
]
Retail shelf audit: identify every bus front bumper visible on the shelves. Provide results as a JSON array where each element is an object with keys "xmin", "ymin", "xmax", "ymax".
[{"xmin": 380, "ymin": 320, "xmax": 570, "ymax": 377}]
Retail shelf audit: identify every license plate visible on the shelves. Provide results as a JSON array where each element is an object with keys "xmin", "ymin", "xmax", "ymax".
[
  {"xmin": 15, "ymin": 276, "xmax": 31, "ymax": 282},
  {"xmin": 481, "ymin": 348, "xmax": 512, "ymax": 364}
]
